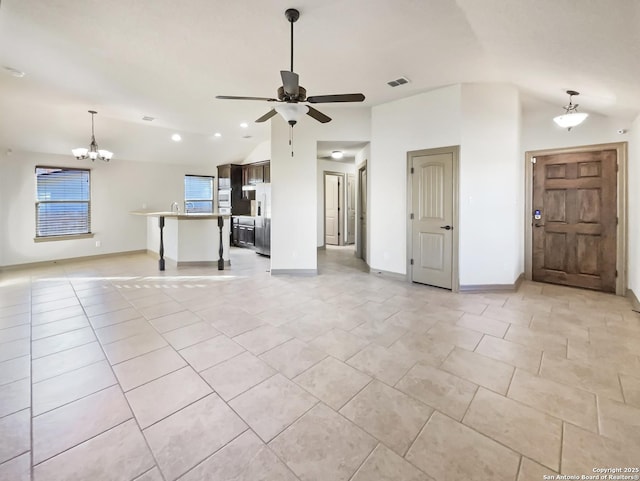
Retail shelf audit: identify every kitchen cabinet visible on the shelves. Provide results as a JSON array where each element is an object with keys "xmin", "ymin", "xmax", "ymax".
[
  {"xmin": 218, "ymin": 164, "xmax": 249, "ymax": 215},
  {"xmin": 217, "ymin": 164, "xmax": 231, "ymax": 189},
  {"xmin": 241, "ymin": 161, "xmax": 270, "ymax": 186},
  {"xmin": 232, "ymin": 216, "xmax": 255, "ymax": 248}
]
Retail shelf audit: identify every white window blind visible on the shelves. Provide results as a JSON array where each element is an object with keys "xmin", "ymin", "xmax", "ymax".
[
  {"xmin": 184, "ymin": 175, "xmax": 214, "ymax": 213},
  {"xmin": 35, "ymin": 167, "xmax": 91, "ymax": 237}
]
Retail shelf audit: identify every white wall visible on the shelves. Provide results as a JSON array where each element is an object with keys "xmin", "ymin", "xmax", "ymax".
[
  {"xmin": 370, "ymin": 85, "xmax": 462, "ymax": 274},
  {"xmin": 459, "ymin": 84, "xmax": 522, "ymax": 285},
  {"xmin": 371, "ymin": 83, "xmax": 522, "ymax": 285},
  {"xmin": 0, "ymin": 150, "xmax": 216, "ymax": 267},
  {"xmin": 628, "ymin": 114, "xmax": 640, "ymax": 296},
  {"xmin": 242, "ymin": 140, "xmax": 271, "ymax": 165},
  {"xmin": 270, "ymin": 108, "xmax": 371, "ymax": 273},
  {"xmin": 316, "ymin": 159, "xmax": 356, "ymax": 247}
]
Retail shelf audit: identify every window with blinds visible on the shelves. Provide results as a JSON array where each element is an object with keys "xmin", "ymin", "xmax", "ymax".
[
  {"xmin": 184, "ymin": 175, "xmax": 214, "ymax": 213},
  {"xmin": 35, "ymin": 167, "xmax": 91, "ymax": 238}
]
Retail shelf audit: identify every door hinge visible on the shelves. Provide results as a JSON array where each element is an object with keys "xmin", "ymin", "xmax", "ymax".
[
  {"xmin": 531, "ymin": 157, "xmax": 537, "ymax": 164},
  {"xmin": 410, "ymin": 259, "xmax": 414, "ymax": 265},
  {"xmin": 410, "ymin": 167, "xmax": 414, "ymax": 174},
  {"xmin": 615, "ymin": 270, "xmax": 618, "ymax": 277},
  {"xmin": 616, "ymin": 217, "xmax": 618, "ymax": 225},
  {"xmin": 410, "ymin": 213, "xmax": 414, "ymax": 220}
]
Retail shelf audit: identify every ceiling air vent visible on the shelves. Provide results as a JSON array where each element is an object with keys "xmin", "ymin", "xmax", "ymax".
[{"xmin": 387, "ymin": 76, "xmax": 410, "ymax": 87}]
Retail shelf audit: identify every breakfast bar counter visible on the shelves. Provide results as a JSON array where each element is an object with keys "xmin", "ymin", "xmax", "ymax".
[{"xmin": 130, "ymin": 211, "xmax": 231, "ymax": 270}]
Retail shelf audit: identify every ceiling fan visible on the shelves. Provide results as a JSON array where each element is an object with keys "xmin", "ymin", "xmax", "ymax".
[{"xmin": 216, "ymin": 8, "xmax": 365, "ymax": 127}]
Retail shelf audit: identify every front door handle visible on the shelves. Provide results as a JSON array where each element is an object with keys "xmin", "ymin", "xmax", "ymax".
[{"xmin": 440, "ymin": 225, "xmax": 453, "ymax": 230}]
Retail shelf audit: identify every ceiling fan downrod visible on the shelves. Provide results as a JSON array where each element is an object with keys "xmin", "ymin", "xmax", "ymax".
[{"xmin": 285, "ymin": 8, "xmax": 299, "ymax": 73}]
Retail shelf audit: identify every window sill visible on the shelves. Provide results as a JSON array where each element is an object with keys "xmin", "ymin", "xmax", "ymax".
[{"xmin": 34, "ymin": 233, "xmax": 95, "ymax": 243}]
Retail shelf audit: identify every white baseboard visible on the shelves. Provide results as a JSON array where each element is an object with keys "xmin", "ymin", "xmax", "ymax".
[
  {"xmin": 627, "ymin": 289, "xmax": 640, "ymax": 313},
  {"xmin": 271, "ymin": 269, "xmax": 318, "ymax": 276},
  {"xmin": 459, "ymin": 273, "xmax": 525, "ymax": 293},
  {"xmin": 369, "ymin": 268, "xmax": 406, "ymax": 282},
  {"xmin": 0, "ymin": 250, "xmax": 147, "ymax": 271}
]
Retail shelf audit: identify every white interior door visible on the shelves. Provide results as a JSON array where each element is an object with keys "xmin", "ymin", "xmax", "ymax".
[
  {"xmin": 325, "ymin": 174, "xmax": 340, "ymax": 245},
  {"xmin": 411, "ymin": 152, "xmax": 454, "ymax": 289},
  {"xmin": 347, "ymin": 174, "xmax": 355, "ymax": 244}
]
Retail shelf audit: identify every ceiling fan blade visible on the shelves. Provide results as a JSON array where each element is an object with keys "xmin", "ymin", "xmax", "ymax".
[
  {"xmin": 256, "ymin": 109, "xmax": 278, "ymax": 123},
  {"xmin": 280, "ymin": 70, "xmax": 299, "ymax": 97},
  {"xmin": 306, "ymin": 106, "xmax": 332, "ymax": 123},
  {"xmin": 306, "ymin": 93, "xmax": 365, "ymax": 103},
  {"xmin": 216, "ymin": 95, "xmax": 278, "ymax": 102}
]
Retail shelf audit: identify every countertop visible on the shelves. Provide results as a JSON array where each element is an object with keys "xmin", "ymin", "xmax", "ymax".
[{"xmin": 130, "ymin": 211, "xmax": 230, "ymax": 219}]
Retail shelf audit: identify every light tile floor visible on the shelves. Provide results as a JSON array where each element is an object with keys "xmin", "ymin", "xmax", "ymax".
[{"xmin": 1, "ymin": 246, "xmax": 639, "ymax": 481}]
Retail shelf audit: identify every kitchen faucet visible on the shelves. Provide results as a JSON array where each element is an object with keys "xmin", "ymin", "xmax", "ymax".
[{"xmin": 170, "ymin": 201, "xmax": 180, "ymax": 214}]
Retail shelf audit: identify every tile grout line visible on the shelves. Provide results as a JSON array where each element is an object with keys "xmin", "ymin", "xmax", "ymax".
[
  {"xmin": 29, "ymin": 275, "xmax": 34, "ymax": 481},
  {"xmin": 595, "ymin": 394, "xmax": 602, "ymax": 436},
  {"xmin": 65, "ymin": 275, "xmax": 169, "ymax": 481},
  {"xmin": 31, "ymin": 417, "xmax": 133, "ymax": 468},
  {"xmin": 559, "ymin": 422, "xmax": 565, "ymax": 474},
  {"xmin": 346, "ymin": 442, "xmax": 379, "ymax": 481},
  {"xmin": 31, "ymin": 336, "xmax": 97, "ymax": 362},
  {"xmin": 617, "ymin": 373, "xmax": 626, "ymax": 404},
  {"xmin": 514, "ymin": 455, "xmax": 523, "ymax": 481}
]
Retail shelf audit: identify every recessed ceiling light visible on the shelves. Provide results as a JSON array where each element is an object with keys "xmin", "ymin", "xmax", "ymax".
[
  {"xmin": 331, "ymin": 150, "xmax": 344, "ymax": 159},
  {"xmin": 240, "ymin": 122, "xmax": 248, "ymax": 128},
  {"xmin": 214, "ymin": 132, "xmax": 222, "ymax": 137},
  {"xmin": 3, "ymin": 66, "xmax": 25, "ymax": 78},
  {"xmin": 142, "ymin": 116, "xmax": 155, "ymax": 121},
  {"xmin": 171, "ymin": 134, "xmax": 182, "ymax": 142},
  {"xmin": 242, "ymin": 135, "xmax": 253, "ymax": 139}
]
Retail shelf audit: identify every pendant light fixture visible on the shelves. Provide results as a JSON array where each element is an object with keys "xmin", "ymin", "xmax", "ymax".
[
  {"xmin": 72, "ymin": 110, "xmax": 113, "ymax": 162},
  {"xmin": 553, "ymin": 90, "xmax": 588, "ymax": 131}
]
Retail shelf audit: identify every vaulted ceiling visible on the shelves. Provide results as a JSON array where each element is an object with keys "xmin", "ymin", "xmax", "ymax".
[{"xmin": 0, "ymin": 0, "xmax": 638, "ymax": 165}]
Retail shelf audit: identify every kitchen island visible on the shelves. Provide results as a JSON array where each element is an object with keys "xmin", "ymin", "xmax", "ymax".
[{"xmin": 131, "ymin": 211, "xmax": 231, "ymax": 271}]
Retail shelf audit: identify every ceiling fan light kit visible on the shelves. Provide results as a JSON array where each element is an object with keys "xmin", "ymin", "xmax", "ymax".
[
  {"xmin": 553, "ymin": 90, "xmax": 588, "ymax": 131},
  {"xmin": 275, "ymin": 104, "xmax": 309, "ymax": 126},
  {"xmin": 72, "ymin": 110, "xmax": 113, "ymax": 162},
  {"xmin": 216, "ymin": 8, "xmax": 365, "ymax": 129}
]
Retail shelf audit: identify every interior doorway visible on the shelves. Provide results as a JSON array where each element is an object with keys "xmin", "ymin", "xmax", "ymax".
[
  {"xmin": 346, "ymin": 173, "xmax": 356, "ymax": 245},
  {"xmin": 525, "ymin": 142, "xmax": 628, "ymax": 295},
  {"xmin": 357, "ymin": 161, "xmax": 367, "ymax": 262},
  {"xmin": 324, "ymin": 172, "xmax": 344, "ymax": 246},
  {"xmin": 407, "ymin": 146, "xmax": 459, "ymax": 290}
]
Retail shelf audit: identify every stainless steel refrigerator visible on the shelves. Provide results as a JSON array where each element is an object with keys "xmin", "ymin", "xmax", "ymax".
[{"xmin": 255, "ymin": 183, "xmax": 271, "ymax": 256}]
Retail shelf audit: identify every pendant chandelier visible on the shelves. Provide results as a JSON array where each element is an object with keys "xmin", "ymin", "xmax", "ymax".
[
  {"xmin": 553, "ymin": 90, "xmax": 588, "ymax": 131},
  {"xmin": 72, "ymin": 110, "xmax": 113, "ymax": 162}
]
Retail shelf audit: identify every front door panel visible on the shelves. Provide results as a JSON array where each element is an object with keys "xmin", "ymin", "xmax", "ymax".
[{"xmin": 532, "ymin": 150, "xmax": 617, "ymax": 292}]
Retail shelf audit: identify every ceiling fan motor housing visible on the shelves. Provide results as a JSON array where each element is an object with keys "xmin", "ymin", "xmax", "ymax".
[{"xmin": 278, "ymin": 85, "xmax": 306, "ymax": 102}]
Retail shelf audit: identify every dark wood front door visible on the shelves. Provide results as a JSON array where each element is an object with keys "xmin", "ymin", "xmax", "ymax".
[{"xmin": 532, "ymin": 150, "xmax": 617, "ymax": 292}]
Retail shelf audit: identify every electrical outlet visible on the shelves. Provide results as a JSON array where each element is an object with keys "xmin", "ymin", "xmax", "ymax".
[{"xmin": 95, "ymin": 241, "xmax": 101, "ymax": 247}]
